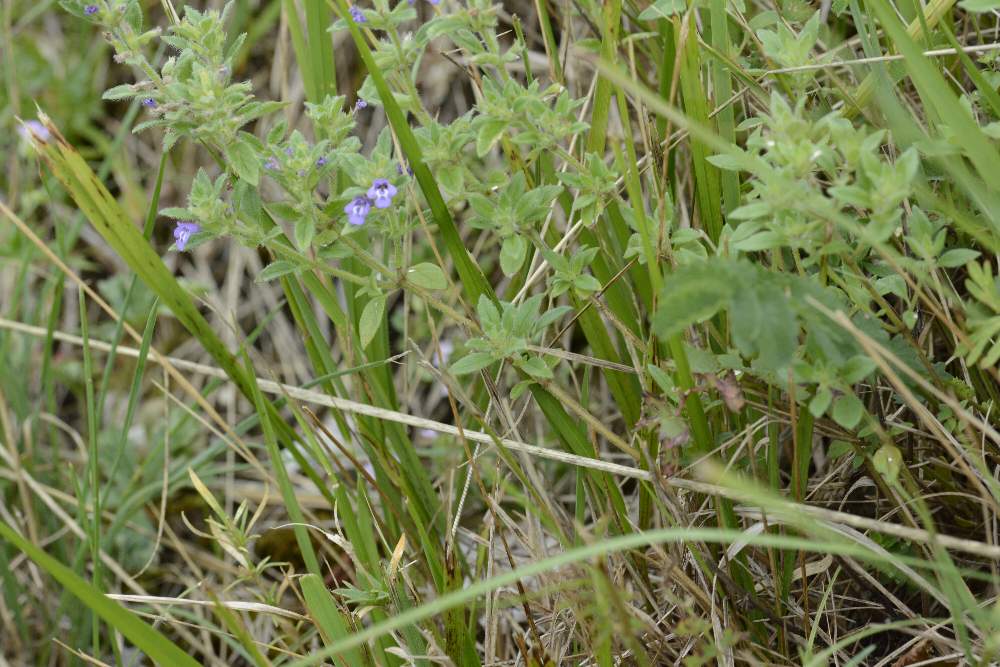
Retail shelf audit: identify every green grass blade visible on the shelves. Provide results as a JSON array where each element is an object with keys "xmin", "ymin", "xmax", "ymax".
[
  {"xmin": 240, "ymin": 349, "xmax": 322, "ymax": 576},
  {"xmin": 301, "ymin": 573, "xmax": 368, "ymax": 667},
  {"xmin": 285, "ymin": 526, "xmax": 916, "ymax": 667},
  {"xmin": 0, "ymin": 520, "xmax": 201, "ymax": 667}
]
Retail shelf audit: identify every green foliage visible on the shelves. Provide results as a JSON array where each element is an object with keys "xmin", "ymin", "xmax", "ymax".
[
  {"xmin": 5, "ymin": 0, "xmax": 1000, "ymax": 664},
  {"xmin": 452, "ymin": 295, "xmax": 571, "ymax": 379}
]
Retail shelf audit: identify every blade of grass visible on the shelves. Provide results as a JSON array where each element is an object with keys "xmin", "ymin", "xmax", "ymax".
[
  {"xmin": 285, "ymin": 526, "xmax": 921, "ymax": 667},
  {"xmin": 300, "ymin": 574, "xmax": 368, "ymax": 667},
  {"xmin": 0, "ymin": 520, "xmax": 202, "ymax": 667},
  {"xmin": 846, "ymin": 0, "xmax": 957, "ymax": 117},
  {"xmin": 240, "ymin": 348, "xmax": 321, "ymax": 576}
]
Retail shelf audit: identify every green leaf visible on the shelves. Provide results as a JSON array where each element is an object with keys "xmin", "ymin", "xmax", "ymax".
[
  {"xmin": 828, "ymin": 439, "xmax": 854, "ymax": 460},
  {"xmin": 476, "ymin": 119, "xmax": 508, "ymax": 158},
  {"xmin": 938, "ymin": 248, "xmax": 980, "ymax": 268},
  {"xmin": 294, "ymin": 215, "xmax": 316, "ymax": 250},
  {"xmin": 406, "ymin": 262, "xmax": 448, "ymax": 290},
  {"xmin": 518, "ymin": 355, "xmax": 553, "ymax": 379},
  {"xmin": 573, "ymin": 274, "xmax": 603, "ymax": 294},
  {"xmin": 158, "ymin": 207, "xmax": 191, "ymax": 219},
  {"xmin": 450, "ymin": 352, "xmax": 494, "ymax": 375},
  {"xmin": 831, "ymin": 393, "xmax": 864, "ymax": 429},
  {"xmin": 226, "ymin": 136, "xmax": 261, "ymax": 186},
  {"xmin": 499, "ymin": 235, "xmax": 527, "ymax": 277},
  {"xmin": 638, "ymin": 0, "xmax": 686, "ymax": 19},
  {"xmin": 257, "ymin": 260, "xmax": 300, "ymax": 282},
  {"xmin": 102, "ymin": 84, "xmax": 137, "ymax": 100},
  {"xmin": 809, "ymin": 386, "xmax": 833, "ymax": 418},
  {"xmin": 359, "ymin": 296, "xmax": 385, "ymax": 349},
  {"xmin": 871, "ymin": 444, "xmax": 903, "ymax": 484},
  {"xmin": 752, "ymin": 283, "xmax": 797, "ymax": 371},
  {"xmin": 733, "ymin": 231, "xmax": 782, "ymax": 252},
  {"xmin": 0, "ymin": 521, "xmax": 201, "ymax": 667},
  {"xmin": 653, "ymin": 263, "xmax": 734, "ymax": 339},
  {"xmin": 959, "ymin": 0, "xmax": 1000, "ymax": 11}
]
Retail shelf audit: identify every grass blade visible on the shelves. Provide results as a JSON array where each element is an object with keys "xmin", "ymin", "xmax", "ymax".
[{"xmin": 0, "ymin": 520, "xmax": 201, "ymax": 667}]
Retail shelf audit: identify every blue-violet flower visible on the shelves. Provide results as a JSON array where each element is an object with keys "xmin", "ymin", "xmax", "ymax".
[
  {"xmin": 344, "ymin": 196, "xmax": 372, "ymax": 226},
  {"xmin": 173, "ymin": 221, "xmax": 200, "ymax": 251},
  {"xmin": 84, "ymin": 4, "xmax": 98, "ymax": 15},
  {"xmin": 367, "ymin": 178, "xmax": 397, "ymax": 209},
  {"xmin": 141, "ymin": 97, "xmax": 156, "ymax": 108},
  {"xmin": 349, "ymin": 5, "xmax": 366, "ymax": 22}
]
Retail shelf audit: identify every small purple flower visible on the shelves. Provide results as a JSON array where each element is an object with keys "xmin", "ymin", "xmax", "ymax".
[
  {"xmin": 18, "ymin": 120, "xmax": 51, "ymax": 143},
  {"xmin": 284, "ymin": 147, "xmax": 294, "ymax": 156},
  {"xmin": 264, "ymin": 157, "xmax": 280, "ymax": 170},
  {"xmin": 173, "ymin": 221, "xmax": 200, "ymax": 251},
  {"xmin": 396, "ymin": 162, "xmax": 414, "ymax": 176},
  {"xmin": 316, "ymin": 156, "xmax": 328, "ymax": 167},
  {"xmin": 427, "ymin": 0, "xmax": 440, "ymax": 4},
  {"xmin": 141, "ymin": 97, "xmax": 156, "ymax": 108},
  {"xmin": 349, "ymin": 5, "xmax": 367, "ymax": 23},
  {"xmin": 344, "ymin": 196, "xmax": 372, "ymax": 226},
  {"xmin": 354, "ymin": 98, "xmax": 368, "ymax": 112},
  {"xmin": 84, "ymin": 4, "xmax": 98, "ymax": 15},
  {"xmin": 367, "ymin": 178, "xmax": 398, "ymax": 209}
]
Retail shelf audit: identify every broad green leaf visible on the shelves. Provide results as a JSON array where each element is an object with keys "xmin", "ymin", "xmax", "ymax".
[
  {"xmin": 938, "ymin": 249, "xmax": 980, "ymax": 268},
  {"xmin": 294, "ymin": 215, "xmax": 316, "ymax": 250},
  {"xmin": 958, "ymin": 0, "xmax": 1000, "ymax": 11},
  {"xmin": 406, "ymin": 262, "xmax": 448, "ymax": 290},
  {"xmin": 102, "ymin": 84, "xmax": 137, "ymax": 100},
  {"xmin": 638, "ymin": 0, "xmax": 686, "ymax": 19},
  {"xmin": 809, "ymin": 386, "xmax": 833, "ymax": 418},
  {"xmin": 518, "ymin": 356, "xmax": 553, "ymax": 379},
  {"xmin": 476, "ymin": 119, "xmax": 508, "ymax": 157},
  {"xmin": 828, "ymin": 439, "xmax": 854, "ymax": 460},
  {"xmin": 226, "ymin": 135, "xmax": 260, "ymax": 186},
  {"xmin": 653, "ymin": 263, "xmax": 733, "ymax": 339},
  {"xmin": 499, "ymin": 235, "xmax": 527, "ymax": 277},
  {"xmin": 359, "ymin": 296, "xmax": 385, "ymax": 349},
  {"xmin": 832, "ymin": 393, "xmax": 864, "ymax": 429},
  {"xmin": 450, "ymin": 352, "xmax": 494, "ymax": 375},
  {"xmin": 257, "ymin": 260, "xmax": 300, "ymax": 282},
  {"xmin": 872, "ymin": 444, "xmax": 903, "ymax": 484}
]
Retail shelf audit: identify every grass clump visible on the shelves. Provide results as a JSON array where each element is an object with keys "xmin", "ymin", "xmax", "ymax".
[{"xmin": 1, "ymin": 0, "xmax": 999, "ymax": 663}]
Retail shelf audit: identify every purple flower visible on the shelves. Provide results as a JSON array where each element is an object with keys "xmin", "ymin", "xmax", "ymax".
[
  {"xmin": 349, "ymin": 5, "xmax": 366, "ymax": 23},
  {"xmin": 367, "ymin": 178, "xmax": 397, "ymax": 209},
  {"xmin": 17, "ymin": 120, "xmax": 51, "ymax": 143},
  {"xmin": 316, "ymin": 156, "xmax": 328, "ymax": 167},
  {"xmin": 354, "ymin": 98, "xmax": 367, "ymax": 112},
  {"xmin": 396, "ymin": 162, "xmax": 413, "ymax": 176},
  {"xmin": 84, "ymin": 4, "xmax": 98, "ymax": 15},
  {"xmin": 284, "ymin": 147, "xmax": 294, "ymax": 156},
  {"xmin": 173, "ymin": 221, "xmax": 200, "ymax": 251},
  {"xmin": 344, "ymin": 196, "xmax": 372, "ymax": 226},
  {"xmin": 264, "ymin": 157, "xmax": 279, "ymax": 170},
  {"xmin": 141, "ymin": 97, "xmax": 156, "ymax": 108},
  {"xmin": 427, "ymin": 0, "xmax": 440, "ymax": 4}
]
